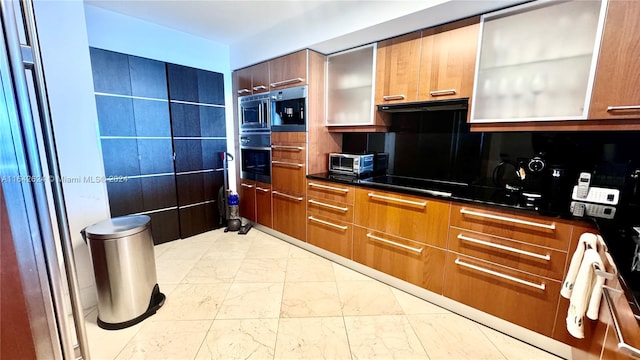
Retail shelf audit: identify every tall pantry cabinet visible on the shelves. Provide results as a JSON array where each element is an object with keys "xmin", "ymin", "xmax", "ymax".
[{"xmin": 89, "ymin": 48, "xmax": 227, "ymax": 244}]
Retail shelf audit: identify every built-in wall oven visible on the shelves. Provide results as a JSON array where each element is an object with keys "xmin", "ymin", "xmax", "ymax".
[
  {"xmin": 240, "ymin": 133, "xmax": 271, "ymax": 184},
  {"xmin": 239, "ymin": 93, "xmax": 270, "ymax": 133},
  {"xmin": 271, "ymin": 85, "xmax": 307, "ymax": 132}
]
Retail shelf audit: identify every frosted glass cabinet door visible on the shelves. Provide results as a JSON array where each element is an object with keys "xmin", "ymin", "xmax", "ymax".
[
  {"xmin": 470, "ymin": 0, "xmax": 607, "ymax": 123},
  {"xmin": 326, "ymin": 44, "xmax": 376, "ymax": 126}
]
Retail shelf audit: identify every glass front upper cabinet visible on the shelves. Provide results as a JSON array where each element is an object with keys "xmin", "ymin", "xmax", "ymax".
[
  {"xmin": 326, "ymin": 44, "xmax": 376, "ymax": 126},
  {"xmin": 470, "ymin": 0, "xmax": 607, "ymax": 123}
]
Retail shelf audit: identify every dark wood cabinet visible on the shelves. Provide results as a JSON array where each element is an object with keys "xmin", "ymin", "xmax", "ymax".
[
  {"xmin": 167, "ymin": 64, "xmax": 225, "ymax": 105},
  {"xmin": 90, "ymin": 48, "xmax": 227, "ymax": 244},
  {"xmin": 89, "ymin": 48, "xmax": 132, "ymax": 96}
]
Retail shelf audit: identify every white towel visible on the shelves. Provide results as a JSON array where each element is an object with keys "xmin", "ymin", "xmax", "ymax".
[
  {"xmin": 566, "ymin": 249, "xmax": 605, "ymax": 338},
  {"xmin": 561, "ymin": 233, "xmax": 598, "ymax": 299}
]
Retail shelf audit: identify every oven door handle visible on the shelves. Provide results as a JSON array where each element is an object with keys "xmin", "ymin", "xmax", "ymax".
[{"xmin": 240, "ymin": 146, "xmax": 271, "ymax": 151}]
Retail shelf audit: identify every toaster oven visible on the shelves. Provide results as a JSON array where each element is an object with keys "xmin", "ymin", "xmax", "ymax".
[{"xmin": 329, "ymin": 153, "xmax": 374, "ymax": 176}]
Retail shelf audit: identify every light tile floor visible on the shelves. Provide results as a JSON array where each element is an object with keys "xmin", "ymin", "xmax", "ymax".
[{"xmin": 84, "ymin": 228, "xmax": 562, "ymax": 360}]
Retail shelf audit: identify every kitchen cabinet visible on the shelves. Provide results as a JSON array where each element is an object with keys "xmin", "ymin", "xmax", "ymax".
[
  {"xmin": 450, "ymin": 204, "xmax": 572, "ymax": 251},
  {"xmin": 272, "ymin": 190, "xmax": 306, "ymax": 241},
  {"xmin": 470, "ymin": 0, "xmax": 606, "ymax": 123},
  {"xmin": 443, "ymin": 252, "xmax": 562, "ymax": 337},
  {"xmin": 271, "ymin": 132, "xmax": 307, "ymax": 241},
  {"xmin": 269, "ymin": 50, "xmax": 307, "ymax": 90},
  {"xmin": 91, "ymin": 48, "xmax": 228, "ymax": 243},
  {"xmin": 90, "ymin": 48, "xmax": 180, "ymax": 244},
  {"xmin": 255, "ymin": 181, "xmax": 272, "ymax": 228},
  {"xmin": 235, "ymin": 62, "xmax": 270, "ymax": 97},
  {"xmin": 306, "ymin": 179, "xmax": 354, "ymax": 259},
  {"xmin": 271, "ymin": 132, "xmax": 306, "ymax": 195},
  {"xmin": 234, "ymin": 67, "xmax": 252, "ymax": 96},
  {"xmin": 556, "ymin": 225, "xmax": 640, "ymax": 359},
  {"xmin": 354, "ymin": 188, "xmax": 450, "ymax": 247},
  {"xmin": 374, "ymin": 31, "xmax": 422, "ymax": 105},
  {"xmin": 353, "ymin": 226, "xmax": 446, "ymax": 293},
  {"xmin": 445, "ymin": 204, "xmax": 573, "ymax": 337},
  {"xmin": 168, "ymin": 63, "xmax": 226, "ymax": 239},
  {"xmin": 418, "ymin": 17, "xmax": 479, "ymax": 102},
  {"xmin": 589, "ymin": 0, "xmax": 640, "ymax": 121},
  {"xmin": 239, "ymin": 179, "xmax": 256, "ymax": 222},
  {"xmin": 326, "ymin": 44, "xmax": 378, "ymax": 128},
  {"xmin": 353, "ymin": 187, "xmax": 449, "ymax": 293}
]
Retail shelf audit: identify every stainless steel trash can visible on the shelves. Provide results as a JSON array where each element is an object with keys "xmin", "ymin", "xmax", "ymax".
[{"xmin": 83, "ymin": 215, "xmax": 165, "ymax": 330}]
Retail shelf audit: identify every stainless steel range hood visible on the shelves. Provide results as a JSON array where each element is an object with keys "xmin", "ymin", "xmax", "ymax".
[{"xmin": 377, "ymin": 98, "xmax": 468, "ymax": 113}]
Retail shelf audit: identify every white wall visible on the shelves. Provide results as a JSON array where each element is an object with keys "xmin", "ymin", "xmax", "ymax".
[
  {"xmin": 32, "ymin": 0, "xmax": 111, "ymax": 309},
  {"xmin": 83, "ymin": 4, "xmax": 237, "ymax": 190}
]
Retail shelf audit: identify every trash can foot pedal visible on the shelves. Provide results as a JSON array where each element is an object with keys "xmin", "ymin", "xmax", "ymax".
[{"xmin": 97, "ymin": 284, "xmax": 165, "ymax": 330}]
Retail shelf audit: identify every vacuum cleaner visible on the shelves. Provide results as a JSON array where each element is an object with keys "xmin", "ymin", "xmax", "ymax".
[{"xmin": 218, "ymin": 152, "xmax": 252, "ymax": 234}]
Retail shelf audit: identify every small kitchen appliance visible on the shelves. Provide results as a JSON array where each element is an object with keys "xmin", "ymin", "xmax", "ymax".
[
  {"xmin": 271, "ymin": 85, "xmax": 307, "ymax": 132},
  {"xmin": 329, "ymin": 153, "xmax": 374, "ymax": 176}
]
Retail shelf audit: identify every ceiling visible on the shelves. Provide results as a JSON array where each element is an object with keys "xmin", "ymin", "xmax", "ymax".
[{"xmin": 85, "ymin": 0, "xmax": 525, "ymax": 69}]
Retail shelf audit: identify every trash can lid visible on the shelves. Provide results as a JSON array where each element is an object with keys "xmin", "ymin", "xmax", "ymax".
[{"xmin": 84, "ymin": 215, "xmax": 151, "ymax": 240}]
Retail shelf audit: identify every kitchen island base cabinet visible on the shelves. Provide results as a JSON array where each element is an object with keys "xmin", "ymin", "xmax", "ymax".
[
  {"xmin": 272, "ymin": 191, "xmax": 306, "ymax": 242},
  {"xmin": 443, "ymin": 253, "xmax": 561, "ymax": 337},
  {"xmin": 353, "ymin": 226, "xmax": 445, "ymax": 293}
]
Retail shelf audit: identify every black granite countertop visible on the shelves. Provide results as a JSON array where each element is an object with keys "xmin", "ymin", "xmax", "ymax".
[{"xmin": 308, "ymin": 172, "xmax": 575, "ymax": 218}]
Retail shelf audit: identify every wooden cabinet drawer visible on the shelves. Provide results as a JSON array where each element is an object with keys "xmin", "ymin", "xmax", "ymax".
[
  {"xmin": 307, "ymin": 180, "xmax": 354, "ymax": 204},
  {"xmin": 354, "ymin": 188, "xmax": 449, "ymax": 248},
  {"xmin": 307, "ymin": 196, "xmax": 353, "ymax": 223},
  {"xmin": 272, "ymin": 161, "xmax": 306, "ymax": 194},
  {"xmin": 271, "ymin": 143, "xmax": 306, "ymax": 163},
  {"xmin": 450, "ymin": 204, "xmax": 572, "ymax": 251},
  {"xmin": 443, "ymin": 252, "xmax": 561, "ymax": 337},
  {"xmin": 239, "ymin": 180, "xmax": 256, "ymax": 222},
  {"xmin": 255, "ymin": 182, "xmax": 272, "ymax": 228},
  {"xmin": 449, "ymin": 228, "xmax": 567, "ymax": 281},
  {"xmin": 272, "ymin": 132, "xmax": 306, "ymax": 144},
  {"xmin": 307, "ymin": 215, "xmax": 352, "ymax": 259},
  {"xmin": 272, "ymin": 190, "xmax": 306, "ymax": 241},
  {"xmin": 353, "ymin": 226, "xmax": 445, "ymax": 293}
]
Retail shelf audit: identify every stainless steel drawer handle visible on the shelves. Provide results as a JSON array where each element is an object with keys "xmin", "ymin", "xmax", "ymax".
[
  {"xmin": 457, "ymin": 234, "xmax": 551, "ymax": 261},
  {"xmin": 308, "ymin": 216, "xmax": 348, "ymax": 230},
  {"xmin": 429, "ymin": 89, "xmax": 457, "ymax": 96},
  {"xmin": 255, "ymin": 186, "xmax": 269, "ymax": 193},
  {"xmin": 603, "ymin": 287, "xmax": 640, "ymax": 358},
  {"xmin": 368, "ymin": 193, "xmax": 426, "ymax": 208},
  {"xmin": 607, "ymin": 105, "xmax": 640, "ymax": 112},
  {"xmin": 272, "ymin": 160, "xmax": 303, "ymax": 168},
  {"xmin": 252, "ymin": 85, "xmax": 267, "ymax": 91},
  {"xmin": 273, "ymin": 191, "xmax": 303, "ymax": 201},
  {"xmin": 271, "ymin": 145, "xmax": 304, "ymax": 150},
  {"xmin": 459, "ymin": 208, "xmax": 555, "ymax": 230},
  {"xmin": 240, "ymin": 183, "xmax": 254, "ymax": 188},
  {"xmin": 308, "ymin": 182, "xmax": 349, "ymax": 193},
  {"xmin": 382, "ymin": 94, "xmax": 406, "ymax": 101},
  {"xmin": 270, "ymin": 78, "xmax": 304, "ymax": 88},
  {"xmin": 366, "ymin": 233, "xmax": 423, "ymax": 254},
  {"xmin": 308, "ymin": 199, "xmax": 348, "ymax": 212},
  {"xmin": 237, "ymin": 88, "xmax": 251, "ymax": 94},
  {"xmin": 454, "ymin": 258, "xmax": 546, "ymax": 290}
]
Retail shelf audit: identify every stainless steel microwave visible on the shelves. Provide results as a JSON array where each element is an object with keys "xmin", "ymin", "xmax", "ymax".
[
  {"xmin": 239, "ymin": 93, "xmax": 270, "ymax": 133},
  {"xmin": 329, "ymin": 153, "xmax": 374, "ymax": 176}
]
